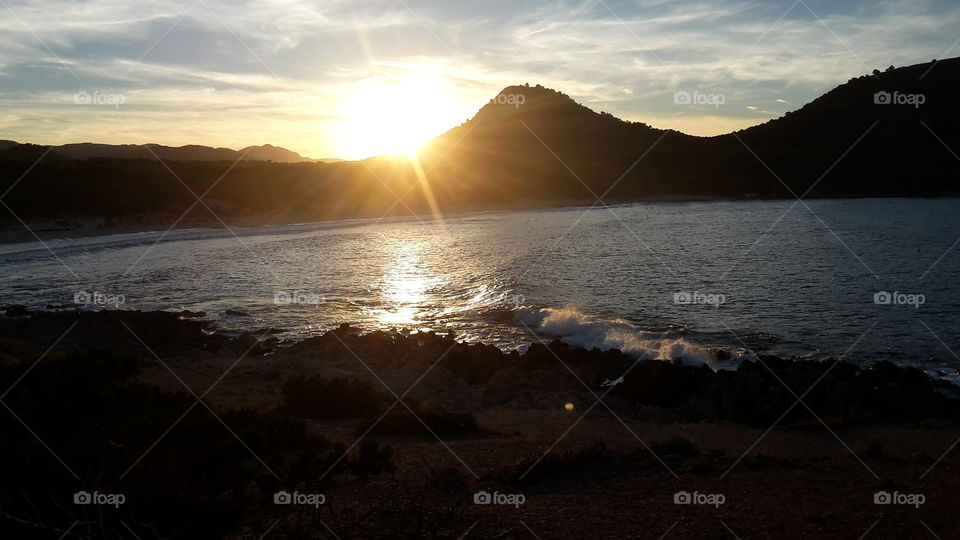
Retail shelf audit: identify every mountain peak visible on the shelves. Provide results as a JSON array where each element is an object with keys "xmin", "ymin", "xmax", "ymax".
[
  {"xmin": 487, "ymin": 84, "xmax": 578, "ymax": 110},
  {"xmin": 466, "ymin": 83, "xmax": 620, "ymax": 132}
]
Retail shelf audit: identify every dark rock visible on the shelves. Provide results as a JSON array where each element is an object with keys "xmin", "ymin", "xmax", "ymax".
[
  {"xmin": 2, "ymin": 310, "xmax": 958, "ymax": 427},
  {"xmin": 252, "ymin": 327, "xmax": 285, "ymax": 335},
  {"xmin": 0, "ymin": 310, "xmax": 214, "ymax": 355},
  {"xmin": 4, "ymin": 305, "xmax": 29, "ymax": 317}
]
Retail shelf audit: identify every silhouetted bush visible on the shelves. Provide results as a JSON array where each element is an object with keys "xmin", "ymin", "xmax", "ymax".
[
  {"xmin": 358, "ymin": 401, "xmax": 479, "ymax": 438},
  {"xmin": 281, "ymin": 374, "xmax": 381, "ymax": 420},
  {"xmin": 346, "ymin": 439, "xmax": 395, "ymax": 479},
  {"xmin": 650, "ymin": 436, "xmax": 700, "ymax": 457},
  {"xmin": 0, "ymin": 353, "xmax": 348, "ymax": 539},
  {"xmin": 500, "ymin": 441, "xmax": 670, "ymax": 486}
]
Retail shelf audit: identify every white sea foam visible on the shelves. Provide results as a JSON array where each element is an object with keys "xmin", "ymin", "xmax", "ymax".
[{"xmin": 516, "ymin": 305, "xmax": 723, "ymax": 367}]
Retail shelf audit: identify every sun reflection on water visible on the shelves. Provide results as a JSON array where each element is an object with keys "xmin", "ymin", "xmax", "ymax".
[{"xmin": 375, "ymin": 239, "xmax": 445, "ymax": 328}]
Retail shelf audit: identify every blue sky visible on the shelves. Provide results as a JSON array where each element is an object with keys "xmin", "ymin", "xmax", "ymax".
[{"xmin": 1, "ymin": 0, "xmax": 958, "ymax": 159}]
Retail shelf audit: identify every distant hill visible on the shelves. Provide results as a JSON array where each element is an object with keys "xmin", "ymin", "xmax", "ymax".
[
  {"xmin": 418, "ymin": 57, "xmax": 960, "ymax": 201},
  {"xmin": 1, "ymin": 57, "xmax": 958, "ymax": 226},
  {"xmin": 0, "ymin": 142, "xmax": 325, "ymax": 163},
  {"xmin": 0, "ymin": 143, "xmax": 73, "ymax": 163}
]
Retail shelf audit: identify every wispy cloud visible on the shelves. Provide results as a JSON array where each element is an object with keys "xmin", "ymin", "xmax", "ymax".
[{"xmin": 1, "ymin": 0, "xmax": 958, "ymax": 157}]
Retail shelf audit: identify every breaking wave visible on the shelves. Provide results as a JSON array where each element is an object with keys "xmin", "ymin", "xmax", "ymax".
[{"xmin": 516, "ymin": 305, "xmax": 747, "ymax": 367}]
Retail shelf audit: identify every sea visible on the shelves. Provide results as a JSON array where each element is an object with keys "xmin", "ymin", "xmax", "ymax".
[{"xmin": 2, "ymin": 198, "xmax": 958, "ymax": 380}]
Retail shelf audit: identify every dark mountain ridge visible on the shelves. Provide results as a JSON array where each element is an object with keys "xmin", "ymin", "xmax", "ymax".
[
  {"xmin": 1, "ymin": 57, "xmax": 958, "ymax": 227},
  {"xmin": 0, "ymin": 141, "xmax": 323, "ymax": 163},
  {"xmin": 418, "ymin": 57, "xmax": 959, "ymax": 202}
]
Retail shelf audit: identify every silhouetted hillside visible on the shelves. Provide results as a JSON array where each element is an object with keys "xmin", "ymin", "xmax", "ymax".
[
  {"xmin": 420, "ymin": 58, "xmax": 959, "ymax": 200},
  {"xmin": 418, "ymin": 85, "xmax": 686, "ymax": 201},
  {"xmin": 0, "ymin": 142, "xmax": 320, "ymax": 163},
  {"xmin": 0, "ymin": 143, "xmax": 73, "ymax": 163},
  {"xmin": 1, "ymin": 57, "xmax": 958, "ymax": 228},
  {"xmin": 734, "ymin": 57, "xmax": 960, "ymax": 197}
]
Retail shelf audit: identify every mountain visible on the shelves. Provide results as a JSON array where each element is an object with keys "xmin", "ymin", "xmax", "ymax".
[
  {"xmin": 1, "ymin": 57, "xmax": 958, "ymax": 226},
  {"xmin": 416, "ymin": 84, "xmax": 677, "ymax": 202},
  {"xmin": 418, "ymin": 56, "xmax": 959, "ymax": 201},
  {"xmin": 0, "ymin": 143, "xmax": 73, "ymax": 163},
  {"xmin": 0, "ymin": 142, "xmax": 323, "ymax": 163},
  {"xmin": 239, "ymin": 144, "xmax": 316, "ymax": 162}
]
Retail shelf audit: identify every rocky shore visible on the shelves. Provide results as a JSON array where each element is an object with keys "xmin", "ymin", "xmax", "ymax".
[
  {"xmin": 1, "ymin": 308, "xmax": 958, "ymax": 539},
  {"xmin": 2, "ymin": 308, "xmax": 956, "ymax": 421}
]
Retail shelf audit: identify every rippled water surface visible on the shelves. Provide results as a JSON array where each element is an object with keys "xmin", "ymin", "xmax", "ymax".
[{"xmin": 2, "ymin": 198, "xmax": 959, "ymax": 375}]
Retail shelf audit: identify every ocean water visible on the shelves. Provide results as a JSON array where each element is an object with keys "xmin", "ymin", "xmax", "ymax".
[{"xmin": 1, "ymin": 198, "xmax": 958, "ymax": 377}]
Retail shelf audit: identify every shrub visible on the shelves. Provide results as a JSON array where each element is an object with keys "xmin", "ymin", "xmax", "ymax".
[
  {"xmin": 281, "ymin": 374, "xmax": 381, "ymax": 420},
  {"xmin": 505, "ymin": 441, "xmax": 614, "ymax": 485},
  {"xmin": 357, "ymin": 401, "xmax": 479, "ymax": 438},
  {"xmin": 0, "ymin": 353, "xmax": 347, "ymax": 539},
  {"xmin": 346, "ymin": 439, "xmax": 395, "ymax": 479},
  {"xmin": 650, "ymin": 436, "xmax": 700, "ymax": 457}
]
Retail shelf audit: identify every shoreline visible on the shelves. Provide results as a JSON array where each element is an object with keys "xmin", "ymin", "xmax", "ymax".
[
  {"xmin": 5, "ymin": 305, "xmax": 959, "ymax": 386},
  {"xmin": 3, "ymin": 307, "xmax": 957, "ymax": 409},
  {"xmin": 2, "ymin": 307, "xmax": 959, "ymax": 538},
  {"xmin": 3, "ymin": 194, "xmax": 958, "ymax": 246}
]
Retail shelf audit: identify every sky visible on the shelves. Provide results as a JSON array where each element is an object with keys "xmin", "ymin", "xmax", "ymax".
[{"xmin": 1, "ymin": 0, "xmax": 959, "ymax": 160}]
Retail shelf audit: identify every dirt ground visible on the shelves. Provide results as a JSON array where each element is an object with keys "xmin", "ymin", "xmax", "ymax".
[{"xmin": 138, "ymin": 348, "xmax": 960, "ymax": 539}]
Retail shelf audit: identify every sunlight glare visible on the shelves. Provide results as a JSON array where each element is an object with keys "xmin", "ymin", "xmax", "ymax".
[
  {"xmin": 337, "ymin": 71, "xmax": 466, "ymax": 159},
  {"xmin": 375, "ymin": 239, "xmax": 444, "ymax": 327}
]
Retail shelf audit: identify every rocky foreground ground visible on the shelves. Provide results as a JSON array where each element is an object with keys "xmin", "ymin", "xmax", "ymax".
[{"xmin": 0, "ymin": 308, "xmax": 958, "ymax": 539}]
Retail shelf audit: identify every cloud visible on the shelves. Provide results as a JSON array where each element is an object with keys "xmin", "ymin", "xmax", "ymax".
[{"xmin": 1, "ymin": 0, "xmax": 958, "ymax": 155}]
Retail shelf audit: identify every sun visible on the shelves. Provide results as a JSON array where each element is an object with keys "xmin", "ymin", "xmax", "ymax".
[{"xmin": 336, "ymin": 72, "xmax": 466, "ymax": 159}]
